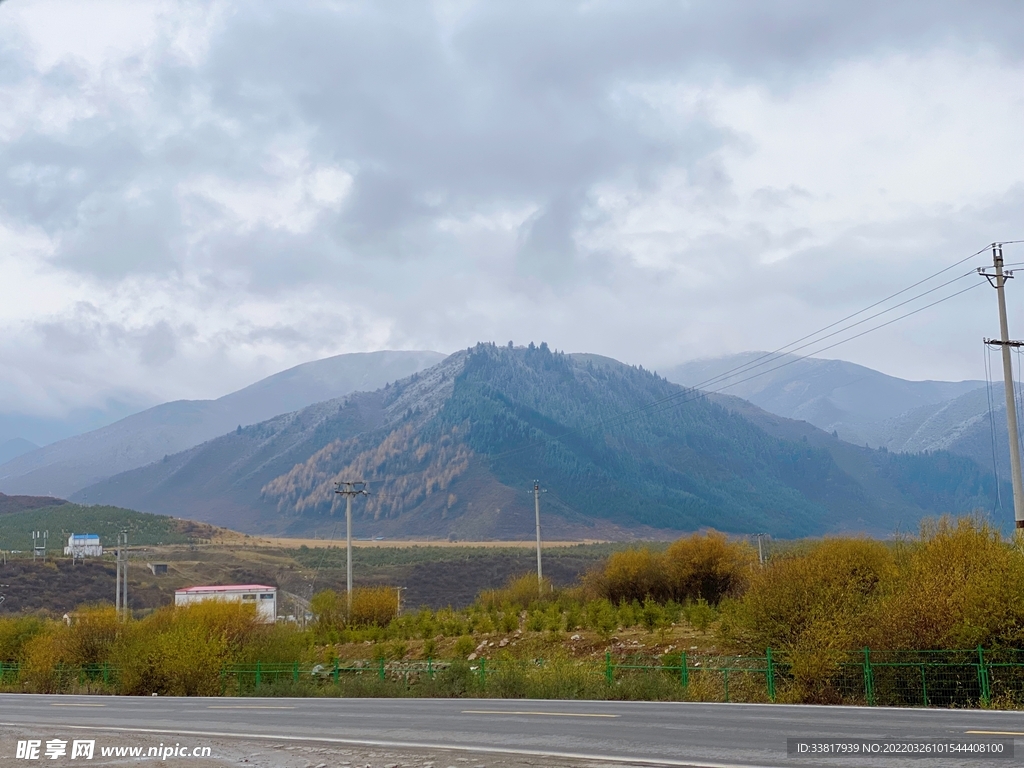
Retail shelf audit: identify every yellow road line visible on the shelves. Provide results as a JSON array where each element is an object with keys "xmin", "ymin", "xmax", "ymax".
[
  {"xmin": 462, "ymin": 710, "xmax": 618, "ymax": 718},
  {"xmin": 207, "ymin": 706, "xmax": 297, "ymax": 710},
  {"xmin": 49, "ymin": 703, "xmax": 105, "ymax": 707},
  {"xmin": 965, "ymin": 730, "xmax": 1024, "ymax": 736}
]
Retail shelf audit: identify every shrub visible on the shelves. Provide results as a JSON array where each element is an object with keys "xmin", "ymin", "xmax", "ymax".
[
  {"xmin": 453, "ymin": 635, "xmax": 476, "ymax": 658},
  {"xmin": 587, "ymin": 548, "xmax": 669, "ymax": 603},
  {"xmin": 149, "ymin": 619, "xmax": 230, "ymax": 696},
  {"xmin": 349, "ymin": 586, "xmax": 399, "ymax": 627},
  {"xmin": 423, "ymin": 638, "xmax": 437, "ymax": 658},
  {"xmin": 617, "ymin": 600, "xmax": 639, "ymax": 629},
  {"xmin": 525, "ymin": 609, "xmax": 546, "ymax": 632},
  {"xmin": 499, "ymin": 610, "xmax": 519, "ymax": 633},
  {"xmin": 868, "ymin": 516, "xmax": 1024, "ymax": 649},
  {"xmin": 723, "ymin": 537, "xmax": 895, "ymax": 655},
  {"xmin": 640, "ymin": 597, "xmax": 664, "ymax": 633},
  {"xmin": 115, "ymin": 601, "xmax": 265, "ymax": 695},
  {"xmin": 0, "ymin": 616, "xmax": 46, "ymax": 662},
  {"xmin": 664, "ymin": 531, "xmax": 755, "ymax": 604},
  {"xmin": 386, "ymin": 640, "xmax": 409, "ymax": 660},
  {"xmin": 479, "ymin": 574, "xmax": 551, "ymax": 610},
  {"xmin": 415, "ymin": 608, "xmax": 437, "ymax": 639},
  {"xmin": 310, "ymin": 589, "xmax": 346, "ymax": 633},
  {"xmin": 585, "ymin": 599, "xmax": 618, "ymax": 638},
  {"xmin": 683, "ymin": 598, "xmax": 716, "ymax": 634}
]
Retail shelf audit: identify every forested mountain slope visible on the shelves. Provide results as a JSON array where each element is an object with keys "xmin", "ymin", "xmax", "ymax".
[{"xmin": 77, "ymin": 344, "xmax": 1004, "ymax": 538}]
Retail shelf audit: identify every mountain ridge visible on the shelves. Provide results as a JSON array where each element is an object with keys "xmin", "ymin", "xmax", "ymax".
[
  {"xmin": 662, "ymin": 352, "xmax": 983, "ymax": 447},
  {"xmin": 75, "ymin": 344, "xmax": 1004, "ymax": 539},
  {"xmin": 0, "ymin": 350, "xmax": 446, "ymax": 498}
]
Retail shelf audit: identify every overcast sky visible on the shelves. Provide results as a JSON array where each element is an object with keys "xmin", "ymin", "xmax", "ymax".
[{"xmin": 1, "ymin": 0, "xmax": 1023, "ymax": 443}]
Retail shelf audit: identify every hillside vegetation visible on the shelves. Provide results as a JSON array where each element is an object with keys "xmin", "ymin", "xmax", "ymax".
[
  {"xmin": 79, "ymin": 344, "xmax": 1005, "ymax": 538},
  {"xmin": 267, "ymin": 344, "xmax": 1001, "ymax": 535},
  {"xmin": 0, "ymin": 504, "xmax": 208, "ymax": 551},
  {"xmin": 4, "ymin": 517, "xmax": 1024, "ymax": 707}
]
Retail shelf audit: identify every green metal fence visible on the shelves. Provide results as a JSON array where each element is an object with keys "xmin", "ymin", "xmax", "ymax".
[
  {"xmin": 8, "ymin": 648, "xmax": 1024, "ymax": 706},
  {"xmin": 0, "ymin": 662, "xmax": 119, "ymax": 695}
]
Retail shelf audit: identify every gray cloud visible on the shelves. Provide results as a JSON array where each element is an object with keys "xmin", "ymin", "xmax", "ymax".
[{"xmin": 0, "ymin": 0, "xmax": 1022, "ymax": 443}]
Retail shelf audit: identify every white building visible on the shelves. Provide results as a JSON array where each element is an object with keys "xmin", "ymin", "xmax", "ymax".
[
  {"xmin": 64, "ymin": 533, "xmax": 103, "ymax": 557},
  {"xmin": 174, "ymin": 584, "xmax": 277, "ymax": 623}
]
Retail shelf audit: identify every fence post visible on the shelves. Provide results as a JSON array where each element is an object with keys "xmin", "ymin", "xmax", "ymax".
[
  {"xmin": 255, "ymin": 660, "xmax": 261, "ymax": 690},
  {"xmin": 103, "ymin": 663, "xmax": 109, "ymax": 687},
  {"xmin": 293, "ymin": 661, "xmax": 299, "ymax": 683},
  {"xmin": 378, "ymin": 657, "xmax": 386, "ymax": 681},
  {"xmin": 333, "ymin": 658, "xmax": 339, "ymax": 685},
  {"xmin": 479, "ymin": 658, "xmax": 487, "ymax": 688},
  {"xmin": 863, "ymin": 648, "xmax": 875, "ymax": 706},
  {"xmin": 605, "ymin": 652, "xmax": 613, "ymax": 684},
  {"xmin": 919, "ymin": 664, "xmax": 928, "ymax": 707},
  {"xmin": 428, "ymin": 657, "xmax": 434, "ymax": 680},
  {"xmin": 680, "ymin": 651, "xmax": 688, "ymax": 688},
  {"xmin": 723, "ymin": 669, "xmax": 730, "ymax": 703},
  {"xmin": 766, "ymin": 648, "xmax": 776, "ymax": 702},
  {"xmin": 977, "ymin": 646, "xmax": 991, "ymax": 706}
]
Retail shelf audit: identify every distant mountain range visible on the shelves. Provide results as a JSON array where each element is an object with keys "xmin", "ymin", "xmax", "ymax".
[
  {"xmin": 662, "ymin": 353, "xmax": 1022, "ymax": 479},
  {"xmin": 0, "ymin": 351, "xmax": 445, "ymax": 498},
  {"xmin": 663, "ymin": 353, "xmax": 984, "ymax": 447},
  {"xmin": 73, "ymin": 344, "xmax": 1003, "ymax": 539}
]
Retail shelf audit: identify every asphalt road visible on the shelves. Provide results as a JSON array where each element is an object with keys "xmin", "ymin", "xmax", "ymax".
[{"xmin": 1, "ymin": 695, "xmax": 1022, "ymax": 767}]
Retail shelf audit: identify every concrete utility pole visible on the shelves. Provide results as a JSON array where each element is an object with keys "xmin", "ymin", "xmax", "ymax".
[
  {"xmin": 980, "ymin": 242, "xmax": 1024, "ymax": 528},
  {"xmin": 121, "ymin": 532, "xmax": 128, "ymax": 616},
  {"xmin": 533, "ymin": 481, "xmax": 546, "ymax": 597},
  {"xmin": 334, "ymin": 481, "xmax": 368, "ymax": 615},
  {"xmin": 754, "ymin": 533, "xmax": 770, "ymax": 566},
  {"xmin": 115, "ymin": 531, "xmax": 128, "ymax": 619}
]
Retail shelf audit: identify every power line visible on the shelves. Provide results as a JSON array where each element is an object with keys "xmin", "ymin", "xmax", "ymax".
[
  {"xmin": 683, "ymin": 270, "xmax": 977, "ymax": 396},
  {"xmin": 486, "ymin": 272, "xmax": 987, "ymax": 465},
  {"xmin": 667, "ymin": 244, "xmax": 993, "ymax": 398},
  {"xmin": 537, "ymin": 247, "xmax": 993, "ymax": 443},
  {"xmin": 624, "ymin": 281, "xmax": 985, "ymax": 426}
]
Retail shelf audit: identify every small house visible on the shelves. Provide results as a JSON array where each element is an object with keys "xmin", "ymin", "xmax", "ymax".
[
  {"xmin": 64, "ymin": 534, "xmax": 103, "ymax": 558},
  {"xmin": 174, "ymin": 584, "xmax": 277, "ymax": 623}
]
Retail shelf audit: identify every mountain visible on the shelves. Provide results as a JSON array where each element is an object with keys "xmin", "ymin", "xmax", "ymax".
[
  {"xmin": 877, "ymin": 383, "xmax": 1016, "ymax": 481},
  {"xmin": 662, "ymin": 353, "xmax": 983, "ymax": 447},
  {"xmin": 0, "ymin": 396, "xmax": 155, "ymax": 448},
  {"xmin": 75, "ymin": 344, "xmax": 1003, "ymax": 539},
  {"xmin": 0, "ymin": 438, "xmax": 37, "ymax": 466},
  {"xmin": 0, "ymin": 350, "xmax": 446, "ymax": 498}
]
